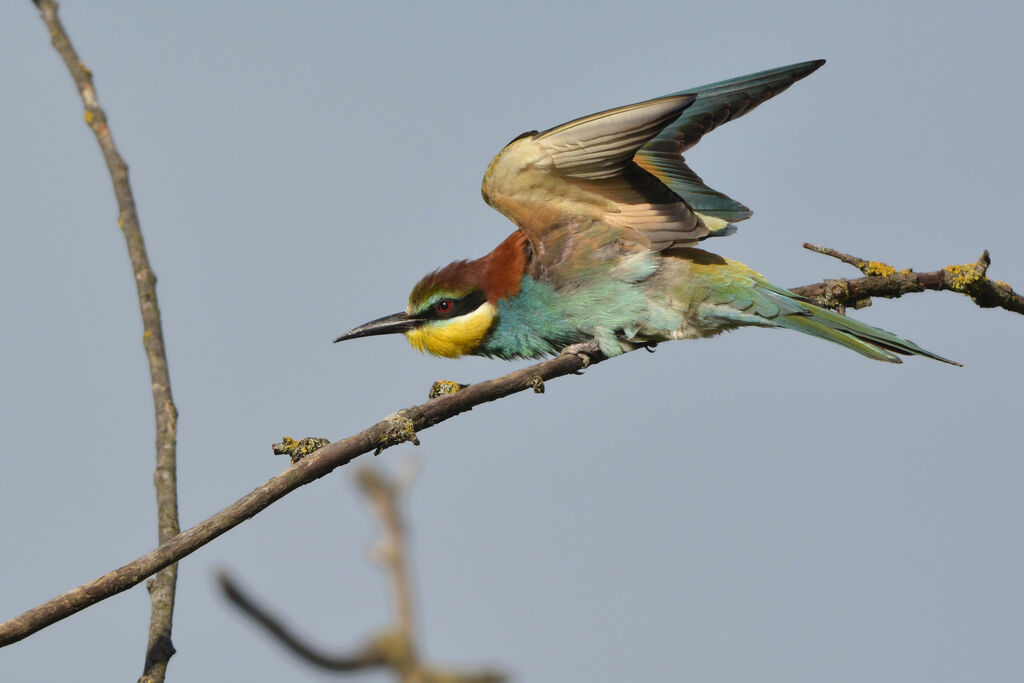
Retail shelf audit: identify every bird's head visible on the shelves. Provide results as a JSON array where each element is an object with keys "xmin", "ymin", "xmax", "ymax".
[
  {"xmin": 334, "ymin": 260, "xmax": 497, "ymax": 358},
  {"xmin": 335, "ymin": 232, "xmax": 528, "ymax": 358}
]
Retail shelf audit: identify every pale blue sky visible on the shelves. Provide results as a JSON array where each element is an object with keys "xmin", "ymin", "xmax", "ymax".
[{"xmin": 1, "ymin": 2, "xmax": 1021, "ymax": 681}]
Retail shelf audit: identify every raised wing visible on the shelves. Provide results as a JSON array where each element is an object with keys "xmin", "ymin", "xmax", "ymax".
[
  {"xmin": 482, "ymin": 93, "xmax": 707, "ymax": 256},
  {"xmin": 481, "ymin": 60, "xmax": 825, "ymax": 259}
]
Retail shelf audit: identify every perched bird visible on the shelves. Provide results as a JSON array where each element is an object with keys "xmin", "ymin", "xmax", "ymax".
[{"xmin": 336, "ymin": 60, "xmax": 957, "ymax": 365}]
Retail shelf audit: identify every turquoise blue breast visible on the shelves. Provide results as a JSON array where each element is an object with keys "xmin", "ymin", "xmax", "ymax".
[{"xmin": 479, "ymin": 275, "xmax": 649, "ymax": 359}]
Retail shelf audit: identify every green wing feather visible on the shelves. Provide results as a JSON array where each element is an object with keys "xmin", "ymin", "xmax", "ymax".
[{"xmin": 635, "ymin": 59, "xmax": 825, "ymax": 225}]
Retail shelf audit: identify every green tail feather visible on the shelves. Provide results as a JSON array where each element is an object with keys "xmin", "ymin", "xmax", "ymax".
[
  {"xmin": 686, "ymin": 252, "xmax": 958, "ymax": 365},
  {"xmin": 779, "ymin": 298, "xmax": 961, "ymax": 365}
]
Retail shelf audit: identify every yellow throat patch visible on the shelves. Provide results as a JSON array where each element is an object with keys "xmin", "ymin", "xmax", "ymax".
[{"xmin": 404, "ymin": 302, "xmax": 496, "ymax": 358}]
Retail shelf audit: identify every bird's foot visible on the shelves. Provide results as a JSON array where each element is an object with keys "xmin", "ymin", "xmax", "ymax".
[{"xmin": 559, "ymin": 340, "xmax": 602, "ymax": 372}]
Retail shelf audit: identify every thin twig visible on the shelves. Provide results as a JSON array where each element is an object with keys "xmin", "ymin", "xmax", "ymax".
[
  {"xmin": 32, "ymin": 2, "xmax": 181, "ymax": 680},
  {"xmin": 1, "ymin": 250, "xmax": 1021, "ymax": 647}
]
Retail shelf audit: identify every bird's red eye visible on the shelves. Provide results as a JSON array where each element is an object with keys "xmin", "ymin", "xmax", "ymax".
[{"xmin": 436, "ymin": 299, "xmax": 453, "ymax": 314}]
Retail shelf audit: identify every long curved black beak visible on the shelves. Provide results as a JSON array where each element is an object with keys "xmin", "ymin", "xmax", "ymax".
[{"xmin": 334, "ymin": 311, "xmax": 417, "ymax": 343}]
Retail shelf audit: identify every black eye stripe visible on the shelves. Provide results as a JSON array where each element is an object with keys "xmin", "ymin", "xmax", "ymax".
[
  {"xmin": 442, "ymin": 291, "xmax": 488, "ymax": 319},
  {"xmin": 414, "ymin": 291, "xmax": 488, "ymax": 321}
]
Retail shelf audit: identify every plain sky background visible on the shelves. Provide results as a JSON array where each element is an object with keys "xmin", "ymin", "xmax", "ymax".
[{"xmin": 1, "ymin": 1, "xmax": 1021, "ymax": 681}]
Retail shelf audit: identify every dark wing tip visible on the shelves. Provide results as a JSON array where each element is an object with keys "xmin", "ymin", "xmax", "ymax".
[
  {"xmin": 504, "ymin": 129, "xmax": 539, "ymax": 148},
  {"xmin": 797, "ymin": 58, "xmax": 827, "ymax": 76}
]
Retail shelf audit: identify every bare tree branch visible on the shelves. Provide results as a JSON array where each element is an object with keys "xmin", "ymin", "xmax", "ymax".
[
  {"xmin": 0, "ymin": 350, "xmax": 597, "ymax": 648},
  {"xmin": 2, "ymin": 249, "xmax": 1022, "ymax": 648},
  {"xmin": 31, "ymin": 2, "xmax": 182, "ymax": 680},
  {"xmin": 2, "ymin": 239, "xmax": 1020, "ymax": 649}
]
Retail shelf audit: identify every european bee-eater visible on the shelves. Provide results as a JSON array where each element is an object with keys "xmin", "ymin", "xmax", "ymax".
[{"xmin": 336, "ymin": 59, "xmax": 957, "ymax": 365}]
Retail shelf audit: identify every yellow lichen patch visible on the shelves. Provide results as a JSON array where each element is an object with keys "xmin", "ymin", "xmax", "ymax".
[
  {"xmin": 864, "ymin": 261, "xmax": 896, "ymax": 277},
  {"xmin": 429, "ymin": 380, "xmax": 467, "ymax": 399},
  {"xmin": 84, "ymin": 110, "xmax": 94, "ymax": 125},
  {"xmin": 405, "ymin": 302, "xmax": 496, "ymax": 358},
  {"xmin": 272, "ymin": 436, "xmax": 330, "ymax": 464},
  {"xmin": 945, "ymin": 263, "xmax": 982, "ymax": 291},
  {"xmin": 375, "ymin": 413, "xmax": 420, "ymax": 454}
]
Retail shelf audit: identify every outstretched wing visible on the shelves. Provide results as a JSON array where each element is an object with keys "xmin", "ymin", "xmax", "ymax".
[
  {"xmin": 482, "ymin": 92, "xmax": 706, "ymax": 256},
  {"xmin": 481, "ymin": 60, "xmax": 825, "ymax": 260}
]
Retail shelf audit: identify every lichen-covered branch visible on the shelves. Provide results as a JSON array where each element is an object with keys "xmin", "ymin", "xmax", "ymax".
[
  {"xmin": 0, "ymin": 350, "xmax": 600, "ymax": 648},
  {"xmin": 795, "ymin": 244, "xmax": 1024, "ymax": 315},
  {"xmin": 1, "ymin": 247, "xmax": 1020, "ymax": 649},
  {"xmin": 32, "ymin": 2, "xmax": 181, "ymax": 681},
  {"xmin": 219, "ymin": 465, "xmax": 504, "ymax": 682}
]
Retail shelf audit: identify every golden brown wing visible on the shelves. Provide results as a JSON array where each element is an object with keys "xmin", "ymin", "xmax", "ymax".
[{"xmin": 481, "ymin": 93, "xmax": 709, "ymax": 259}]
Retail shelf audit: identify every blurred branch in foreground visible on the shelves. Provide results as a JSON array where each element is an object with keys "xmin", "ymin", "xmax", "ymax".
[{"xmin": 219, "ymin": 462, "xmax": 505, "ymax": 683}]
